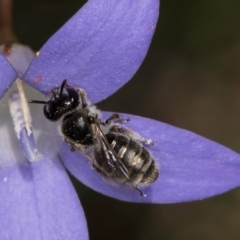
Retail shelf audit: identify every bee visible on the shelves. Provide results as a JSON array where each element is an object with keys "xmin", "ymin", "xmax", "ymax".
[{"xmin": 28, "ymin": 80, "xmax": 159, "ymax": 197}]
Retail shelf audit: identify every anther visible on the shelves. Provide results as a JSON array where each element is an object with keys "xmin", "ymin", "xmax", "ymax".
[{"xmin": 9, "ymin": 79, "xmax": 38, "ymax": 161}]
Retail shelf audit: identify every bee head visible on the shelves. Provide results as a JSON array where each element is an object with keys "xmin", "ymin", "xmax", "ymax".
[{"xmin": 28, "ymin": 79, "xmax": 80, "ymax": 121}]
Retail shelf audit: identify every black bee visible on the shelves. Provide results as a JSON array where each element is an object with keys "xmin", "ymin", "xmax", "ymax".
[{"xmin": 29, "ymin": 80, "xmax": 159, "ymax": 197}]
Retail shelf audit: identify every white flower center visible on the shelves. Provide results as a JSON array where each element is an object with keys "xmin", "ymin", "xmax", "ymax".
[{"xmin": 8, "ymin": 79, "xmax": 38, "ymax": 161}]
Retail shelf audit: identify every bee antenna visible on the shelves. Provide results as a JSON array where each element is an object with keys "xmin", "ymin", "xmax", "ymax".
[
  {"xmin": 60, "ymin": 79, "xmax": 68, "ymax": 97},
  {"xmin": 28, "ymin": 100, "xmax": 47, "ymax": 104}
]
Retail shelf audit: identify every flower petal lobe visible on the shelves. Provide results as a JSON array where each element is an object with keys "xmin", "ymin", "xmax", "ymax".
[
  {"xmin": 0, "ymin": 53, "xmax": 17, "ymax": 99},
  {"xmin": 0, "ymin": 157, "xmax": 88, "ymax": 240},
  {"xmin": 3, "ymin": 44, "xmax": 35, "ymax": 78},
  {"xmin": 23, "ymin": 0, "xmax": 159, "ymax": 102},
  {"xmin": 61, "ymin": 112, "xmax": 240, "ymax": 203}
]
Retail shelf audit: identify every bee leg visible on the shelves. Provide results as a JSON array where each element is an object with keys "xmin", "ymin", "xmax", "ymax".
[
  {"xmin": 110, "ymin": 126, "xmax": 155, "ymax": 146},
  {"xmin": 142, "ymin": 139, "xmax": 155, "ymax": 146},
  {"xmin": 104, "ymin": 113, "xmax": 130, "ymax": 125},
  {"xmin": 70, "ymin": 145, "xmax": 76, "ymax": 152},
  {"xmin": 92, "ymin": 165, "xmax": 109, "ymax": 178},
  {"xmin": 135, "ymin": 187, "xmax": 147, "ymax": 197},
  {"xmin": 75, "ymin": 88, "xmax": 89, "ymax": 108},
  {"xmin": 92, "ymin": 164, "xmax": 102, "ymax": 174},
  {"xmin": 64, "ymin": 138, "xmax": 77, "ymax": 151}
]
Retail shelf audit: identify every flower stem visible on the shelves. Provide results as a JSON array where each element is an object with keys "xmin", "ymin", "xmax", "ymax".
[{"xmin": 0, "ymin": 0, "xmax": 18, "ymax": 44}]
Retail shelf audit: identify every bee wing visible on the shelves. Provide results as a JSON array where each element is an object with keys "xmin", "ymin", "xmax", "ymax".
[{"xmin": 92, "ymin": 122, "xmax": 130, "ymax": 179}]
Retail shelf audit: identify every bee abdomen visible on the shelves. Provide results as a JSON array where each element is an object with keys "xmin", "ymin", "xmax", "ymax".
[
  {"xmin": 128, "ymin": 146, "xmax": 158, "ymax": 185},
  {"xmin": 140, "ymin": 160, "xmax": 159, "ymax": 184},
  {"xmin": 107, "ymin": 133, "xmax": 158, "ymax": 185}
]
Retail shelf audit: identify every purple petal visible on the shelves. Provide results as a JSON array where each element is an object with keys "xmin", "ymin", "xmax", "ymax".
[
  {"xmin": 2, "ymin": 44, "xmax": 35, "ymax": 77},
  {"xmin": 0, "ymin": 157, "xmax": 88, "ymax": 240},
  {"xmin": 23, "ymin": 0, "xmax": 159, "ymax": 103},
  {"xmin": 61, "ymin": 112, "xmax": 240, "ymax": 203},
  {"xmin": 0, "ymin": 53, "xmax": 17, "ymax": 99}
]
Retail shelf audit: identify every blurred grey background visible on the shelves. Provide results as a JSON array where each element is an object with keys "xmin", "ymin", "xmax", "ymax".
[{"xmin": 12, "ymin": 0, "xmax": 240, "ymax": 239}]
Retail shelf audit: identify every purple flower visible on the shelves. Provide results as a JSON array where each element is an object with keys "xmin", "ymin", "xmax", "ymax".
[
  {"xmin": 0, "ymin": 48, "xmax": 88, "ymax": 239},
  {"xmin": 0, "ymin": 0, "xmax": 240, "ymax": 239}
]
